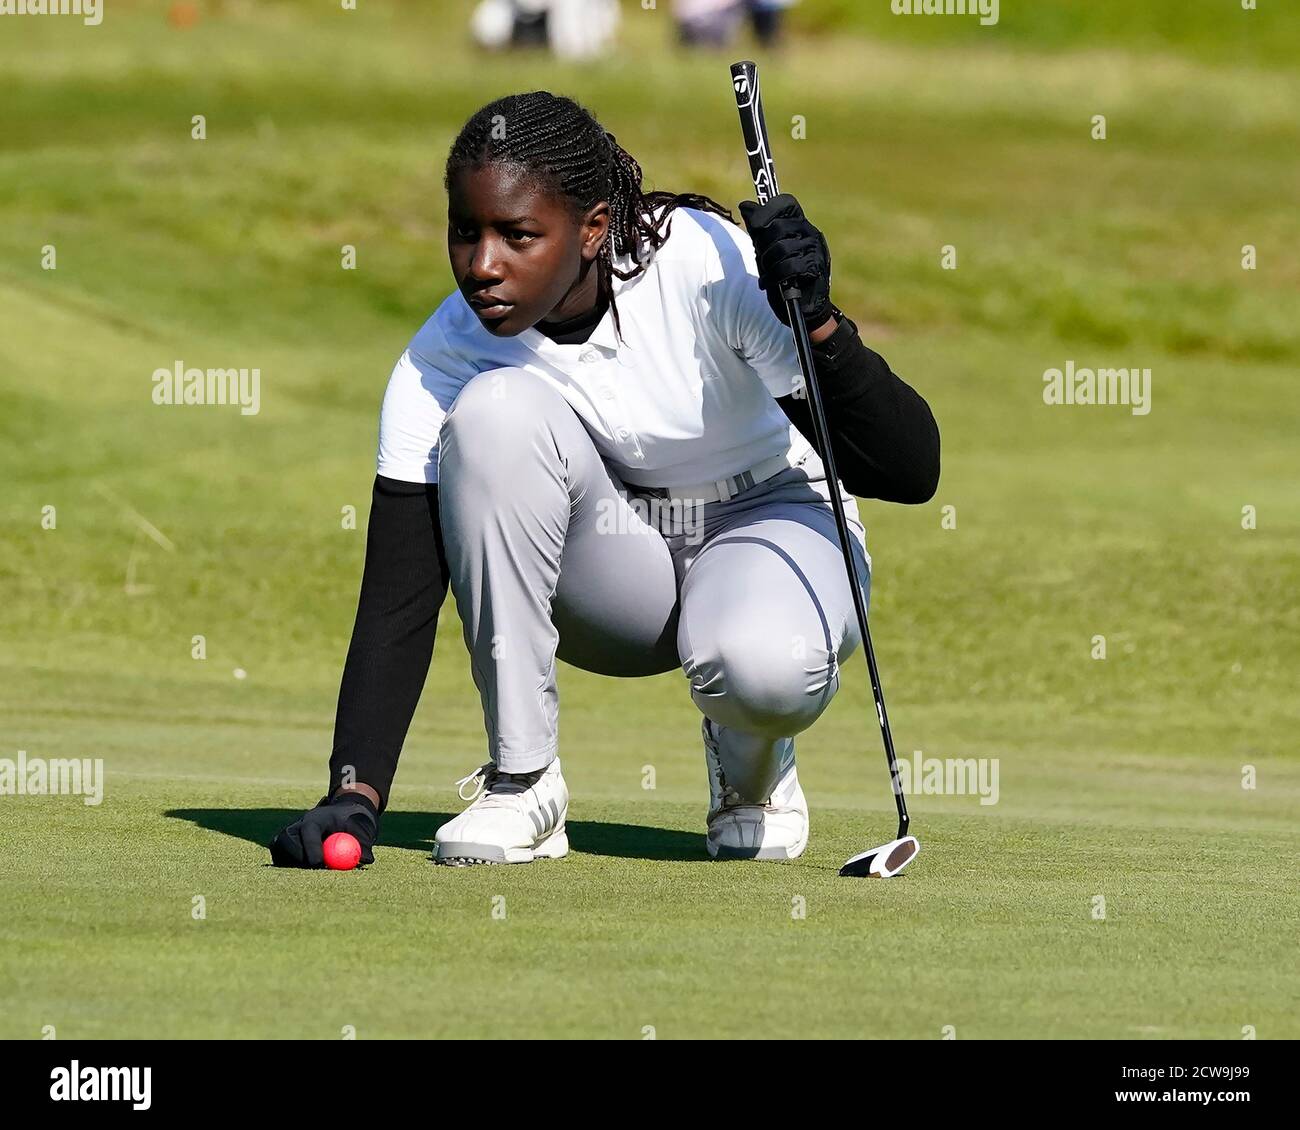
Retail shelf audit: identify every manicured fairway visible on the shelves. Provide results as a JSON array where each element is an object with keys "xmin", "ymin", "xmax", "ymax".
[{"xmin": 1, "ymin": 2, "xmax": 1297, "ymax": 1039}]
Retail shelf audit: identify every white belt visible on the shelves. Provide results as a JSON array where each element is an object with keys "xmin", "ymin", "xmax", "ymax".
[{"xmin": 631, "ymin": 445, "xmax": 815, "ymax": 505}]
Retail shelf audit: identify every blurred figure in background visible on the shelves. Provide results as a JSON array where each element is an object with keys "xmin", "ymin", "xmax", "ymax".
[
  {"xmin": 747, "ymin": 0, "xmax": 796, "ymax": 46},
  {"xmin": 673, "ymin": 0, "xmax": 797, "ymax": 49},
  {"xmin": 470, "ymin": 0, "xmax": 620, "ymax": 61},
  {"xmin": 549, "ymin": 0, "xmax": 620, "ymax": 59},
  {"xmin": 673, "ymin": 0, "xmax": 742, "ymax": 47}
]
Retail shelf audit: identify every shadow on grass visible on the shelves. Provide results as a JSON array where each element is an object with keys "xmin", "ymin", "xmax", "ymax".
[
  {"xmin": 167, "ymin": 809, "xmax": 705, "ymax": 862},
  {"xmin": 567, "ymin": 820, "xmax": 703, "ymax": 861}
]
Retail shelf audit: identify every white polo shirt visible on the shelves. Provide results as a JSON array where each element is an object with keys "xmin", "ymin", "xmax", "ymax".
[{"xmin": 376, "ymin": 206, "xmax": 813, "ymax": 489}]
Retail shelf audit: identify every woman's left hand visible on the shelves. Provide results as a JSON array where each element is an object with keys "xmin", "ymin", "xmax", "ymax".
[{"xmin": 739, "ymin": 193, "xmax": 834, "ymax": 333}]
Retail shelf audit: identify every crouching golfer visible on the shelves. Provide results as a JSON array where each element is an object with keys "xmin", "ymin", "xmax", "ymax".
[{"xmin": 270, "ymin": 91, "xmax": 939, "ymax": 868}]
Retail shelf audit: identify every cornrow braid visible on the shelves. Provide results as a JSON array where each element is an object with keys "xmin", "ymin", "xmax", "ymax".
[{"xmin": 445, "ymin": 91, "xmax": 734, "ymax": 338}]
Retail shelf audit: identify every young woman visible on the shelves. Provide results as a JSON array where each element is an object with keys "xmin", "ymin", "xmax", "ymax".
[{"xmin": 270, "ymin": 91, "xmax": 939, "ymax": 868}]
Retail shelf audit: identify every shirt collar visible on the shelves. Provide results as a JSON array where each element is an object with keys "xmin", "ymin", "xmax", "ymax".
[{"xmin": 520, "ymin": 290, "xmax": 620, "ymax": 359}]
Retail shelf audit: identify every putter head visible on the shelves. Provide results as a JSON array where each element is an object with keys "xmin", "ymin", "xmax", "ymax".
[{"xmin": 839, "ymin": 835, "xmax": 919, "ymax": 879}]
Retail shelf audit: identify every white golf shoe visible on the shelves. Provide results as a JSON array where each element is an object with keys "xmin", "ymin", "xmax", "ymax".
[
  {"xmin": 434, "ymin": 758, "xmax": 569, "ymax": 866},
  {"xmin": 703, "ymin": 718, "xmax": 809, "ymax": 861}
]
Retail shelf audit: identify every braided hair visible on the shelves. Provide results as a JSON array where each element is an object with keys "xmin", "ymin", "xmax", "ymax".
[{"xmin": 445, "ymin": 91, "xmax": 734, "ymax": 337}]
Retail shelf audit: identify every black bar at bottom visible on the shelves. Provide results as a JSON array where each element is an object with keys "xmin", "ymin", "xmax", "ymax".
[{"xmin": 2, "ymin": 1038, "xmax": 1290, "ymax": 1113}]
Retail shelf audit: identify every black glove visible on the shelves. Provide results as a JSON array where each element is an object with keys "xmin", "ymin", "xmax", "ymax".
[
  {"xmin": 738, "ymin": 193, "xmax": 834, "ymax": 331},
  {"xmin": 269, "ymin": 792, "xmax": 379, "ymax": 868}
]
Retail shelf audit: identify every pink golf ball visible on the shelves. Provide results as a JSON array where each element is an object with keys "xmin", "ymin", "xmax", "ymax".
[{"xmin": 323, "ymin": 832, "xmax": 362, "ymax": 871}]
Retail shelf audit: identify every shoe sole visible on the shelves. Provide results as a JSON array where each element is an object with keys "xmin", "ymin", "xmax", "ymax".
[
  {"xmin": 436, "ymin": 826, "xmax": 569, "ymax": 867},
  {"xmin": 707, "ymin": 836, "xmax": 806, "ymax": 862}
]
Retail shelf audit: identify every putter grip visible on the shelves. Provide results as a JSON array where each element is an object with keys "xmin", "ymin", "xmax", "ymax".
[{"xmin": 730, "ymin": 60, "xmax": 780, "ymax": 206}]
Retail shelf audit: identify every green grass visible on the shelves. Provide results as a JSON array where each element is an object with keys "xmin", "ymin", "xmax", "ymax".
[
  {"xmin": 1, "ymin": 2, "xmax": 1298, "ymax": 1039},
  {"xmin": 811, "ymin": 0, "xmax": 1300, "ymax": 65}
]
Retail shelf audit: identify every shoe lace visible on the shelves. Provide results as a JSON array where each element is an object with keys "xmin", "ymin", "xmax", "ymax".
[
  {"xmin": 455, "ymin": 764, "xmax": 492, "ymax": 802},
  {"xmin": 454, "ymin": 763, "xmax": 544, "ymax": 808}
]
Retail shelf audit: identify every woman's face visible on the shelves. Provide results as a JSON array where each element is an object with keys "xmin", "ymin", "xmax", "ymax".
[{"xmin": 447, "ymin": 162, "xmax": 609, "ymax": 337}]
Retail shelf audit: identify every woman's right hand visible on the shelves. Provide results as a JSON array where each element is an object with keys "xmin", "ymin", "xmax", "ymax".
[{"xmin": 269, "ymin": 791, "xmax": 380, "ymax": 868}]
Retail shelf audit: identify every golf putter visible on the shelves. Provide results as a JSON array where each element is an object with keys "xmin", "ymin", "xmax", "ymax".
[{"xmin": 729, "ymin": 60, "xmax": 919, "ymax": 879}]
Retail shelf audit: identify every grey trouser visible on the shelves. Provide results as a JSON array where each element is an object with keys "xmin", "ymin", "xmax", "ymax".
[{"xmin": 436, "ymin": 366, "xmax": 871, "ymax": 802}]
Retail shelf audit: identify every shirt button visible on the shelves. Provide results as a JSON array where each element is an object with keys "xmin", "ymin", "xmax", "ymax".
[
  {"xmin": 599, "ymin": 386, "xmax": 615, "ymax": 400},
  {"xmin": 615, "ymin": 427, "xmax": 631, "ymax": 441},
  {"xmin": 580, "ymin": 348, "xmax": 599, "ymax": 363}
]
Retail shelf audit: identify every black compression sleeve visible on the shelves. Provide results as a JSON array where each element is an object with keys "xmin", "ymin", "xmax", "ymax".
[
  {"xmin": 777, "ymin": 314, "xmax": 941, "ymax": 504},
  {"xmin": 328, "ymin": 475, "xmax": 448, "ymax": 812}
]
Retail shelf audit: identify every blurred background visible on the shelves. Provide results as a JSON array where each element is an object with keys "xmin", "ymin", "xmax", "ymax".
[{"xmin": 2, "ymin": 1, "xmax": 1298, "ymax": 1038}]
